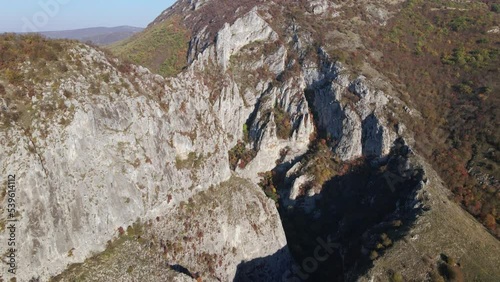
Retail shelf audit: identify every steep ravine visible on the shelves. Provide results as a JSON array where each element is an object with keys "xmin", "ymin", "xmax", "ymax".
[{"xmin": 1, "ymin": 1, "xmax": 499, "ymax": 281}]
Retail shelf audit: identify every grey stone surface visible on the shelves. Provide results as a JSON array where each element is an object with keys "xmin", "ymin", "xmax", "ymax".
[{"xmin": 0, "ymin": 2, "xmax": 424, "ymax": 281}]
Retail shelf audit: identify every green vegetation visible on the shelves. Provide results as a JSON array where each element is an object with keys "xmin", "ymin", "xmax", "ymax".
[
  {"xmin": 273, "ymin": 105, "xmax": 293, "ymax": 139},
  {"xmin": 441, "ymin": 46, "xmax": 498, "ymax": 68},
  {"xmin": 365, "ymin": 0, "xmax": 500, "ymax": 238},
  {"xmin": 228, "ymin": 140, "xmax": 256, "ymax": 170},
  {"xmin": 369, "ymin": 250, "xmax": 379, "ymax": 261},
  {"xmin": 257, "ymin": 171, "xmax": 279, "ymax": 203},
  {"xmin": 242, "ymin": 123, "xmax": 249, "ymax": 142},
  {"xmin": 448, "ymin": 16, "xmax": 474, "ymax": 32},
  {"xmin": 302, "ymin": 139, "xmax": 340, "ymax": 189},
  {"xmin": 435, "ymin": 254, "xmax": 465, "ymax": 282},
  {"xmin": 4, "ymin": 69, "xmax": 23, "ymax": 85},
  {"xmin": 389, "ymin": 271, "xmax": 404, "ymax": 282},
  {"xmin": 108, "ymin": 16, "xmax": 190, "ymax": 77},
  {"xmin": 492, "ymin": 4, "xmax": 500, "ymax": 13}
]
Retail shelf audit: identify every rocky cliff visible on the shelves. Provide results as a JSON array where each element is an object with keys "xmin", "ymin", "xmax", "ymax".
[
  {"xmin": 1, "ymin": 0, "xmax": 499, "ymax": 281},
  {"xmin": 0, "ymin": 36, "xmax": 290, "ymax": 281}
]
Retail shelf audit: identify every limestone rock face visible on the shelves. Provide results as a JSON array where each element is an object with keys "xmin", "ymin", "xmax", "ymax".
[
  {"xmin": 51, "ymin": 177, "xmax": 290, "ymax": 281},
  {"xmin": 216, "ymin": 9, "xmax": 278, "ymax": 71},
  {"xmin": 148, "ymin": 177, "xmax": 291, "ymax": 282},
  {"xmin": 138, "ymin": 1, "xmax": 499, "ymax": 281},
  {"xmin": 0, "ymin": 1, "xmax": 458, "ymax": 281},
  {"xmin": 0, "ymin": 36, "xmax": 290, "ymax": 280},
  {"xmin": 307, "ymin": 0, "xmax": 334, "ymax": 15},
  {"xmin": 337, "ymin": 106, "xmax": 363, "ymax": 159},
  {"xmin": 302, "ymin": 59, "xmax": 394, "ymax": 161},
  {"xmin": 189, "ymin": 0, "xmax": 210, "ymax": 10},
  {"xmin": 290, "ymin": 175, "xmax": 313, "ymax": 201},
  {"xmin": 237, "ymin": 75, "xmax": 315, "ymax": 180},
  {"xmin": 2, "ymin": 48, "xmax": 184, "ymax": 280}
]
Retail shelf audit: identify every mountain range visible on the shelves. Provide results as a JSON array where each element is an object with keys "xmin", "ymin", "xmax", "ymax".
[{"xmin": 36, "ymin": 26, "xmax": 144, "ymax": 45}]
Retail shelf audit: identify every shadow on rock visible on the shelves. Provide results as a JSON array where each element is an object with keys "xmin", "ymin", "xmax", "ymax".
[
  {"xmin": 233, "ymin": 246, "xmax": 293, "ymax": 282},
  {"xmin": 278, "ymin": 138, "xmax": 426, "ymax": 281}
]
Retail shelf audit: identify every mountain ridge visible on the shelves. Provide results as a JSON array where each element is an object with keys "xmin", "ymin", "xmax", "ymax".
[
  {"xmin": 33, "ymin": 25, "xmax": 144, "ymax": 45},
  {"xmin": 0, "ymin": 0, "xmax": 498, "ymax": 281}
]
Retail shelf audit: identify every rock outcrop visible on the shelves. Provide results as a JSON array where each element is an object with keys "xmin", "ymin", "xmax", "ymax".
[
  {"xmin": 1, "ymin": 0, "xmax": 499, "ymax": 281},
  {"xmin": 216, "ymin": 9, "xmax": 278, "ymax": 71},
  {"xmin": 52, "ymin": 177, "xmax": 290, "ymax": 281},
  {"xmin": 0, "ymin": 6, "xmax": 437, "ymax": 280},
  {"xmin": 0, "ymin": 31, "xmax": 290, "ymax": 280}
]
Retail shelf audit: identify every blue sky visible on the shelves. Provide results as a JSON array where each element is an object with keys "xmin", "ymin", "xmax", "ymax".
[{"xmin": 0, "ymin": 0, "xmax": 176, "ymax": 32}]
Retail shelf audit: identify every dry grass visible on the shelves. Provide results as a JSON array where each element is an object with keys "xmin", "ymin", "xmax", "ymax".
[
  {"xmin": 108, "ymin": 16, "xmax": 190, "ymax": 77},
  {"xmin": 362, "ymin": 158, "xmax": 500, "ymax": 282}
]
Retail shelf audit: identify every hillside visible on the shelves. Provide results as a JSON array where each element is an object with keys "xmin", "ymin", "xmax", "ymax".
[
  {"xmin": 107, "ymin": 18, "xmax": 190, "ymax": 77},
  {"xmin": 367, "ymin": 0, "xmax": 499, "ymax": 239},
  {"xmin": 1, "ymin": 0, "xmax": 499, "ymax": 281}
]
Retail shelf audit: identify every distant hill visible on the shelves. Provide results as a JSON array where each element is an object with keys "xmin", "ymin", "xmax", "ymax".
[{"xmin": 38, "ymin": 26, "xmax": 144, "ymax": 45}]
